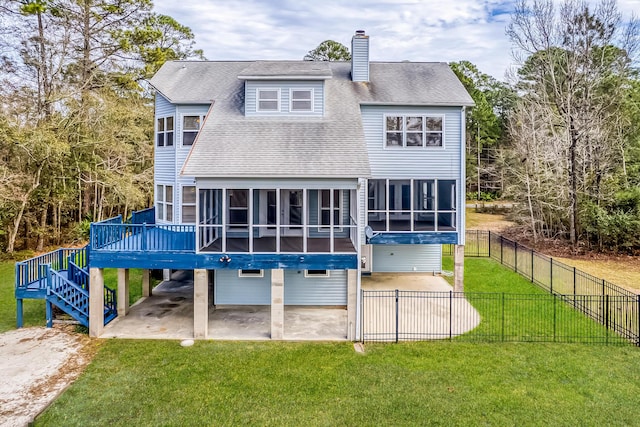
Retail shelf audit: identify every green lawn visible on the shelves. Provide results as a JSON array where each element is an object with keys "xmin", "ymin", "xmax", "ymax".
[
  {"xmin": 0, "ymin": 262, "xmax": 149, "ymax": 333},
  {"xmin": 31, "ymin": 257, "xmax": 640, "ymax": 426},
  {"xmin": 36, "ymin": 340, "xmax": 640, "ymax": 426}
]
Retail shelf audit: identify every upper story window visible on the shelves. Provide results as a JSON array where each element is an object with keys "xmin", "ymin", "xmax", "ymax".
[
  {"xmin": 257, "ymin": 89, "xmax": 280, "ymax": 112},
  {"xmin": 156, "ymin": 116, "xmax": 174, "ymax": 147},
  {"xmin": 290, "ymin": 89, "xmax": 313, "ymax": 112},
  {"xmin": 385, "ymin": 115, "xmax": 444, "ymax": 148},
  {"xmin": 183, "ymin": 115, "xmax": 203, "ymax": 146}
]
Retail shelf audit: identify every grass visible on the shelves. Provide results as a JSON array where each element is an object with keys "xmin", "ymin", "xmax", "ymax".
[
  {"xmin": 448, "ymin": 257, "xmax": 622, "ymax": 344},
  {"xmin": 34, "ymin": 257, "xmax": 640, "ymax": 425},
  {"xmin": 0, "ymin": 261, "xmax": 151, "ymax": 333},
  {"xmin": 35, "ymin": 340, "xmax": 640, "ymax": 426}
]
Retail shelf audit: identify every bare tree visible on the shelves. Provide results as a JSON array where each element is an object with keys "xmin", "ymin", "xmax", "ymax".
[{"xmin": 506, "ymin": 0, "xmax": 639, "ymax": 247}]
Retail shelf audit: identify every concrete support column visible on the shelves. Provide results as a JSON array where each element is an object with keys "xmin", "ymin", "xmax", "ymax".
[
  {"xmin": 271, "ymin": 269, "xmax": 284, "ymax": 340},
  {"xmin": 346, "ymin": 269, "xmax": 357, "ymax": 341},
  {"xmin": 193, "ymin": 269, "xmax": 209, "ymax": 339},
  {"xmin": 117, "ymin": 268, "xmax": 130, "ymax": 316},
  {"xmin": 163, "ymin": 269, "xmax": 171, "ymax": 281},
  {"xmin": 454, "ymin": 244, "xmax": 465, "ymax": 292},
  {"xmin": 141, "ymin": 269, "xmax": 152, "ymax": 297},
  {"xmin": 89, "ymin": 268, "xmax": 105, "ymax": 338}
]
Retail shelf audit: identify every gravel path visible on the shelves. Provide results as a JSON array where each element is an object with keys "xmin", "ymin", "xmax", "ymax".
[{"xmin": 0, "ymin": 327, "xmax": 92, "ymax": 427}]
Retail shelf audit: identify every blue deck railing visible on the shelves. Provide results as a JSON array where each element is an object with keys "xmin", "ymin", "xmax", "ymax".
[
  {"xmin": 15, "ymin": 248, "xmax": 80, "ymax": 292},
  {"xmin": 130, "ymin": 207, "xmax": 155, "ymax": 225},
  {"xmin": 91, "ymin": 223, "xmax": 196, "ymax": 252}
]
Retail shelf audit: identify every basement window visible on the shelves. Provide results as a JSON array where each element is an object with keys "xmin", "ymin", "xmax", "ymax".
[
  {"xmin": 239, "ymin": 269, "xmax": 264, "ymax": 278},
  {"xmin": 304, "ymin": 270, "xmax": 329, "ymax": 278}
]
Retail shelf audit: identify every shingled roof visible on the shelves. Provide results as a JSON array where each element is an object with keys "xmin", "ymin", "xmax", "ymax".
[{"xmin": 148, "ymin": 60, "xmax": 473, "ymax": 179}]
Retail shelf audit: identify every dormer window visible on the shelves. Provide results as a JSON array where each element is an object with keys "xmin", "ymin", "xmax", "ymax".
[
  {"xmin": 385, "ymin": 115, "xmax": 444, "ymax": 148},
  {"xmin": 291, "ymin": 89, "xmax": 313, "ymax": 112},
  {"xmin": 257, "ymin": 89, "xmax": 280, "ymax": 112}
]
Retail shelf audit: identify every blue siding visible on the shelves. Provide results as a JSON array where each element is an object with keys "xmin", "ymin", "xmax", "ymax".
[
  {"xmin": 361, "ymin": 105, "xmax": 462, "ymax": 178},
  {"xmin": 284, "ymin": 270, "xmax": 347, "ymax": 305},
  {"xmin": 351, "ymin": 36, "xmax": 369, "ymax": 82},
  {"xmin": 372, "ymin": 245, "xmax": 442, "ymax": 273},
  {"xmin": 245, "ymin": 81, "xmax": 324, "ymax": 116},
  {"xmin": 215, "ymin": 270, "xmax": 271, "ymax": 305},
  {"xmin": 154, "ymin": 94, "xmax": 176, "ymax": 184}
]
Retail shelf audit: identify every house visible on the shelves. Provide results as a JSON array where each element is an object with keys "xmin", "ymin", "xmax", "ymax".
[{"xmin": 15, "ymin": 31, "xmax": 473, "ymax": 340}]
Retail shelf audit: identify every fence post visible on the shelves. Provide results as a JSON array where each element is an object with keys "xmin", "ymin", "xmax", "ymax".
[
  {"xmin": 501, "ymin": 293, "xmax": 505, "ymax": 342},
  {"xmin": 449, "ymin": 291, "xmax": 453, "ymax": 341},
  {"xmin": 514, "ymin": 242, "xmax": 518, "ymax": 272},
  {"xmin": 605, "ymin": 294, "xmax": 610, "ymax": 345},
  {"xmin": 500, "ymin": 236, "xmax": 504, "ymax": 265},
  {"xmin": 531, "ymin": 249, "xmax": 534, "ymax": 283},
  {"xmin": 602, "ymin": 279, "xmax": 605, "ymax": 296},
  {"xmin": 553, "ymin": 295, "xmax": 558, "ymax": 342},
  {"xmin": 488, "ymin": 231, "xmax": 491, "ymax": 259},
  {"xmin": 550, "ymin": 259, "xmax": 554, "ymax": 294},
  {"xmin": 573, "ymin": 267, "xmax": 576, "ymax": 294},
  {"xmin": 360, "ymin": 290, "xmax": 364, "ymax": 343},
  {"xmin": 637, "ymin": 295, "xmax": 640, "ymax": 347},
  {"xmin": 395, "ymin": 289, "xmax": 399, "ymax": 344}
]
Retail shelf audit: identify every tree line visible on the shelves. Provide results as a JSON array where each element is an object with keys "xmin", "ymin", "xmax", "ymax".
[
  {"xmin": 454, "ymin": 0, "xmax": 640, "ymax": 253},
  {"xmin": 1, "ymin": 0, "xmax": 638, "ymax": 254},
  {"xmin": 0, "ymin": 0, "xmax": 202, "ymax": 253}
]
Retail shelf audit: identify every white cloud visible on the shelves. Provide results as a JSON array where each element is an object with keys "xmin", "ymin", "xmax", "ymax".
[{"xmin": 152, "ymin": 0, "xmax": 637, "ymax": 80}]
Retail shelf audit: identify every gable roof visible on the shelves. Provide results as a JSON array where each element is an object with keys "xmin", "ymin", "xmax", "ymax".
[{"xmin": 149, "ymin": 60, "xmax": 473, "ymax": 179}]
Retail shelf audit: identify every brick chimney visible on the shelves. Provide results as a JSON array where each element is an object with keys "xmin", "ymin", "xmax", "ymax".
[{"xmin": 351, "ymin": 30, "xmax": 369, "ymax": 82}]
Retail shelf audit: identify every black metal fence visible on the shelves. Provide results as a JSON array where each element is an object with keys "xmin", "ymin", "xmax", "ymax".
[
  {"xmin": 436, "ymin": 230, "xmax": 640, "ymax": 345},
  {"xmin": 361, "ymin": 290, "xmax": 635, "ymax": 345}
]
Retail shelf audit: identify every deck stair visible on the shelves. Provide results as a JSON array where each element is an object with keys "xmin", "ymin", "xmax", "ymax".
[{"xmin": 15, "ymin": 246, "xmax": 117, "ymax": 328}]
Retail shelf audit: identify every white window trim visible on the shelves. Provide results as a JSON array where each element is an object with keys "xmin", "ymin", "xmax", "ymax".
[
  {"xmin": 318, "ymin": 189, "xmax": 343, "ymax": 232},
  {"xmin": 383, "ymin": 114, "xmax": 446, "ymax": 149},
  {"xmin": 289, "ymin": 88, "xmax": 314, "ymax": 113},
  {"xmin": 256, "ymin": 88, "xmax": 281, "ymax": 113},
  {"xmin": 156, "ymin": 184, "xmax": 174, "ymax": 223},
  {"xmin": 239, "ymin": 269, "xmax": 264, "ymax": 278},
  {"xmin": 181, "ymin": 185, "xmax": 196, "ymax": 224},
  {"xmin": 304, "ymin": 270, "xmax": 330, "ymax": 278},
  {"xmin": 156, "ymin": 116, "xmax": 175, "ymax": 148},
  {"xmin": 181, "ymin": 114, "xmax": 204, "ymax": 148}
]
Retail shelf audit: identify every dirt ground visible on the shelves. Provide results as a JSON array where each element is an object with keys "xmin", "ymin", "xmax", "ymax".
[{"xmin": 0, "ymin": 327, "xmax": 95, "ymax": 427}]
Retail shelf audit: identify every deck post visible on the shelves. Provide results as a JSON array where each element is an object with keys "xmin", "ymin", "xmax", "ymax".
[
  {"xmin": 89, "ymin": 268, "xmax": 105, "ymax": 337},
  {"xmin": 271, "ymin": 269, "xmax": 284, "ymax": 340},
  {"xmin": 454, "ymin": 244, "xmax": 464, "ymax": 292},
  {"xmin": 117, "ymin": 268, "xmax": 130, "ymax": 316},
  {"xmin": 193, "ymin": 269, "xmax": 209, "ymax": 339},
  {"xmin": 16, "ymin": 299, "xmax": 23, "ymax": 328},
  {"xmin": 142, "ymin": 269, "xmax": 152, "ymax": 297},
  {"xmin": 347, "ymin": 269, "xmax": 357, "ymax": 341},
  {"xmin": 46, "ymin": 299, "xmax": 53, "ymax": 328}
]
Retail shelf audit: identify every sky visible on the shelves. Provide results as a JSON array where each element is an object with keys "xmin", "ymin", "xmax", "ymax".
[{"xmin": 152, "ymin": 0, "xmax": 639, "ymax": 81}]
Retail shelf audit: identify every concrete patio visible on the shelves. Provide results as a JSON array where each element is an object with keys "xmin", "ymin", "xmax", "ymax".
[{"xmin": 101, "ymin": 271, "xmax": 348, "ymax": 341}]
